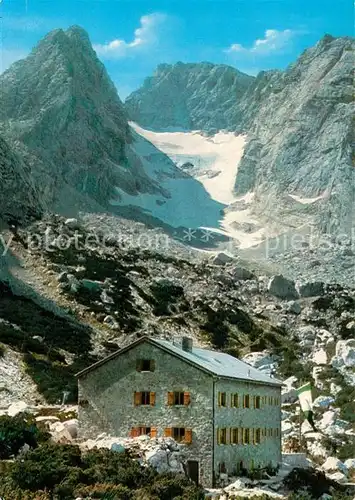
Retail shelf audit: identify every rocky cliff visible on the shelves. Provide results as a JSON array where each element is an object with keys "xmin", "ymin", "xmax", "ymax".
[
  {"xmin": 0, "ymin": 135, "xmax": 42, "ymax": 228},
  {"xmin": 0, "ymin": 26, "xmax": 174, "ymax": 218},
  {"xmin": 126, "ymin": 36, "xmax": 354, "ymax": 235},
  {"xmin": 125, "ymin": 62, "xmax": 254, "ymax": 131},
  {"xmin": 233, "ymin": 35, "xmax": 354, "ymax": 235}
]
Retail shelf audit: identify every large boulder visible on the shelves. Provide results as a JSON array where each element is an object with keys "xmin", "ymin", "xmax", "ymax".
[
  {"xmin": 241, "ymin": 351, "xmax": 276, "ymax": 375},
  {"xmin": 321, "ymin": 457, "xmax": 348, "ymax": 475},
  {"xmin": 212, "ymin": 252, "xmax": 235, "ymax": 265},
  {"xmin": 7, "ymin": 400, "xmax": 29, "ymax": 417},
  {"xmin": 268, "ymin": 275, "xmax": 299, "ymax": 300},
  {"xmin": 312, "ymin": 348, "xmax": 328, "ymax": 365},
  {"xmin": 331, "ymin": 339, "xmax": 355, "ymax": 368},
  {"xmin": 231, "ymin": 266, "xmax": 255, "ymax": 281},
  {"xmin": 297, "ymin": 281, "xmax": 325, "ymax": 298},
  {"xmin": 281, "ymin": 376, "xmax": 298, "ymax": 403},
  {"xmin": 312, "ymin": 396, "xmax": 335, "ymax": 409}
]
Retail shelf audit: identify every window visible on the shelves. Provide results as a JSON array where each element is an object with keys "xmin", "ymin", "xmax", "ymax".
[
  {"xmin": 134, "ymin": 391, "xmax": 156, "ymax": 406},
  {"xmin": 136, "ymin": 359, "xmax": 155, "ymax": 372},
  {"xmin": 231, "ymin": 428, "xmax": 239, "ymax": 444},
  {"xmin": 231, "ymin": 393, "xmax": 239, "ymax": 408},
  {"xmin": 217, "ymin": 428, "xmax": 227, "ymax": 445},
  {"xmin": 243, "ymin": 394, "xmax": 250, "ymax": 408},
  {"xmin": 254, "ymin": 428, "xmax": 261, "ymax": 444},
  {"xmin": 174, "ymin": 392, "xmax": 185, "ymax": 405},
  {"xmin": 243, "ymin": 428, "xmax": 250, "ymax": 444},
  {"xmin": 167, "ymin": 391, "xmax": 191, "ymax": 406},
  {"xmin": 254, "ymin": 395, "xmax": 261, "ymax": 409},
  {"xmin": 164, "ymin": 427, "xmax": 192, "ymax": 444},
  {"xmin": 173, "ymin": 427, "xmax": 185, "ymax": 442},
  {"xmin": 218, "ymin": 392, "xmax": 227, "ymax": 407},
  {"xmin": 219, "ymin": 462, "xmax": 227, "ymax": 474}
]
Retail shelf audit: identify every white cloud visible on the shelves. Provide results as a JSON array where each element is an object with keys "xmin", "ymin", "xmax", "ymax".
[
  {"xmin": 226, "ymin": 29, "xmax": 295, "ymax": 56},
  {"xmin": 94, "ymin": 13, "xmax": 167, "ymax": 59}
]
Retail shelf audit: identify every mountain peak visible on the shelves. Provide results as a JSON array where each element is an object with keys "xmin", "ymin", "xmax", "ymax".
[{"xmin": 126, "ymin": 61, "xmax": 254, "ymax": 131}]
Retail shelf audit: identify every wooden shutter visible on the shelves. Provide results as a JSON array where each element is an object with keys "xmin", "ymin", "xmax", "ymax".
[
  {"xmin": 184, "ymin": 428, "xmax": 192, "ymax": 444},
  {"xmin": 216, "ymin": 428, "xmax": 220, "ymax": 445},
  {"xmin": 167, "ymin": 392, "xmax": 174, "ymax": 406},
  {"xmin": 134, "ymin": 392, "xmax": 141, "ymax": 406},
  {"xmin": 164, "ymin": 427, "xmax": 173, "ymax": 438},
  {"xmin": 150, "ymin": 360, "xmax": 156, "ymax": 372},
  {"xmin": 136, "ymin": 360, "xmax": 142, "ymax": 372},
  {"xmin": 150, "ymin": 392, "xmax": 156, "ymax": 406},
  {"xmin": 150, "ymin": 427, "xmax": 157, "ymax": 438},
  {"xmin": 130, "ymin": 427, "xmax": 139, "ymax": 437},
  {"xmin": 183, "ymin": 392, "xmax": 191, "ymax": 406},
  {"xmin": 227, "ymin": 428, "xmax": 231, "ymax": 445},
  {"xmin": 218, "ymin": 392, "xmax": 222, "ymax": 407}
]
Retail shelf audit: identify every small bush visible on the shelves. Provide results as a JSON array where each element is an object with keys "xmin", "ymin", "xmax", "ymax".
[
  {"xmin": 139, "ymin": 473, "xmax": 205, "ymax": 500},
  {"xmin": 75, "ymin": 483, "xmax": 133, "ymax": 499},
  {"xmin": 11, "ymin": 443, "xmax": 82, "ymax": 492},
  {"xmin": 0, "ymin": 413, "xmax": 49, "ymax": 459},
  {"xmin": 284, "ymin": 467, "xmax": 344, "ymax": 498}
]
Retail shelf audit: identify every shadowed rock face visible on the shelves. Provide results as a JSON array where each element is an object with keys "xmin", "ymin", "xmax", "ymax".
[
  {"xmin": 0, "ymin": 26, "xmax": 169, "ymax": 216},
  {"xmin": 232, "ymin": 35, "xmax": 355, "ymax": 235},
  {"xmin": 125, "ymin": 62, "xmax": 255, "ymax": 131},
  {"xmin": 0, "ymin": 135, "xmax": 42, "ymax": 228}
]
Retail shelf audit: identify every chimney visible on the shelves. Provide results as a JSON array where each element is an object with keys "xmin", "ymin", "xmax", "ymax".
[{"xmin": 181, "ymin": 336, "xmax": 193, "ymax": 352}]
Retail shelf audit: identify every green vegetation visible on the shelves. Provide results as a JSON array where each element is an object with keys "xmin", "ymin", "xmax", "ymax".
[
  {"xmin": 0, "ymin": 281, "xmax": 98, "ymax": 403},
  {"xmin": 0, "ymin": 440, "xmax": 205, "ymax": 500},
  {"xmin": 0, "ymin": 413, "xmax": 50, "ymax": 459}
]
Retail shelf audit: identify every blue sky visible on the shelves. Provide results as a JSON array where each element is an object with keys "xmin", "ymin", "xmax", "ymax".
[{"xmin": 1, "ymin": 0, "xmax": 353, "ymax": 99}]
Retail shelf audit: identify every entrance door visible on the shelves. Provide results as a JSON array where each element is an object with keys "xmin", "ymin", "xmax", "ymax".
[{"xmin": 187, "ymin": 460, "xmax": 199, "ymax": 485}]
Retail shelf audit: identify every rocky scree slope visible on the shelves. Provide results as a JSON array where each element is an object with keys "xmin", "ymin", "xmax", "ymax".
[
  {"xmin": 0, "ymin": 215, "xmax": 354, "ymax": 463},
  {"xmin": 0, "ymin": 26, "xmax": 177, "ymax": 217},
  {"xmin": 125, "ymin": 62, "xmax": 254, "ymax": 131}
]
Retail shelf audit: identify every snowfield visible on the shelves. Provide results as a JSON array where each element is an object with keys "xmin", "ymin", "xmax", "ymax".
[
  {"xmin": 132, "ymin": 122, "xmax": 247, "ymax": 205},
  {"xmin": 110, "ymin": 123, "xmax": 269, "ymax": 248}
]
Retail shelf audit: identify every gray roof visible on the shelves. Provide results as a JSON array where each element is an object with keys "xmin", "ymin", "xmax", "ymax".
[
  {"xmin": 154, "ymin": 339, "xmax": 282, "ymax": 387},
  {"xmin": 76, "ymin": 336, "xmax": 282, "ymax": 386}
]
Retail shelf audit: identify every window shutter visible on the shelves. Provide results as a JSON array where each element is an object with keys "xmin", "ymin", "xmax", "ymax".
[
  {"xmin": 136, "ymin": 360, "xmax": 142, "ymax": 372},
  {"xmin": 164, "ymin": 427, "xmax": 172, "ymax": 438},
  {"xmin": 150, "ymin": 392, "xmax": 156, "ymax": 406},
  {"xmin": 167, "ymin": 392, "xmax": 174, "ymax": 406},
  {"xmin": 217, "ymin": 428, "xmax": 221, "ymax": 445},
  {"xmin": 184, "ymin": 428, "xmax": 192, "ymax": 444},
  {"xmin": 231, "ymin": 394, "xmax": 234, "ymax": 407},
  {"xmin": 130, "ymin": 427, "xmax": 139, "ymax": 437},
  {"xmin": 227, "ymin": 428, "xmax": 231, "ymax": 445},
  {"xmin": 150, "ymin": 360, "xmax": 156, "ymax": 372},
  {"xmin": 150, "ymin": 427, "xmax": 157, "ymax": 438},
  {"xmin": 183, "ymin": 392, "xmax": 191, "ymax": 406},
  {"xmin": 134, "ymin": 392, "xmax": 141, "ymax": 406}
]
